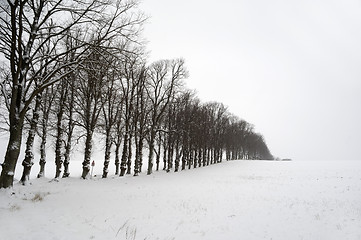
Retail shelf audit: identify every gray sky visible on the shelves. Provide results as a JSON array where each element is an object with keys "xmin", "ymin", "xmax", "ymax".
[{"xmin": 141, "ymin": 0, "xmax": 361, "ymax": 160}]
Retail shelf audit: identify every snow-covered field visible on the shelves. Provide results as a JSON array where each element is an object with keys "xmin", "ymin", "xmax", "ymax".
[{"xmin": 1, "ymin": 160, "xmax": 361, "ymax": 240}]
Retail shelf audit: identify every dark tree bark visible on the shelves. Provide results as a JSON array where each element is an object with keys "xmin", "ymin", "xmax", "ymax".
[
  {"xmin": 102, "ymin": 129, "xmax": 112, "ymax": 178},
  {"xmin": 63, "ymin": 73, "xmax": 76, "ymax": 178},
  {"xmin": 155, "ymin": 132, "xmax": 162, "ymax": 171},
  {"xmin": 162, "ymin": 133, "xmax": 167, "ymax": 171},
  {"xmin": 20, "ymin": 93, "xmax": 42, "ymax": 184},
  {"xmin": 62, "ymin": 105, "xmax": 74, "ymax": 178},
  {"xmin": 114, "ymin": 103, "xmax": 124, "ymax": 176},
  {"xmin": 0, "ymin": 118, "xmax": 23, "ymax": 188},
  {"xmin": 37, "ymin": 120, "xmax": 47, "ymax": 178},
  {"xmin": 54, "ymin": 81, "xmax": 67, "ymax": 179},
  {"xmin": 81, "ymin": 131, "xmax": 93, "ymax": 179},
  {"xmin": 120, "ymin": 128, "xmax": 129, "ymax": 176},
  {"xmin": 114, "ymin": 137, "xmax": 121, "ymax": 175},
  {"xmin": 174, "ymin": 140, "xmax": 181, "ymax": 172},
  {"xmin": 37, "ymin": 87, "xmax": 54, "ymax": 178},
  {"xmin": 126, "ymin": 133, "xmax": 133, "ymax": 174},
  {"xmin": 133, "ymin": 66, "xmax": 147, "ymax": 176}
]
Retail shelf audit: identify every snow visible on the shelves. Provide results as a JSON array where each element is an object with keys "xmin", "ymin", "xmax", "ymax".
[
  {"xmin": 0, "ymin": 160, "xmax": 361, "ymax": 240},
  {"xmin": 9, "ymin": 141, "xmax": 20, "ymax": 151}
]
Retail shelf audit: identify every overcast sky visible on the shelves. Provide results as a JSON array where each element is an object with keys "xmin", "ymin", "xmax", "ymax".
[{"xmin": 141, "ymin": 0, "xmax": 361, "ymax": 161}]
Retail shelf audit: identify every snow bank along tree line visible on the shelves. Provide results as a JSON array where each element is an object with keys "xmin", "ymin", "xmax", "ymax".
[{"xmin": 0, "ymin": 0, "xmax": 272, "ymax": 188}]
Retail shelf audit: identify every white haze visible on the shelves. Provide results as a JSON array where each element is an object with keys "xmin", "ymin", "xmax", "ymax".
[{"xmin": 141, "ymin": 0, "xmax": 361, "ymax": 161}]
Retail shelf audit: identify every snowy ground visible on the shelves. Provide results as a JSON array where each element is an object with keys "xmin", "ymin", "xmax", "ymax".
[{"xmin": 1, "ymin": 160, "xmax": 361, "ymax": 240}]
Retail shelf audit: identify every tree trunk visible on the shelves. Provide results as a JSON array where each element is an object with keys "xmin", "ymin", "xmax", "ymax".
[
  {"xmin": 62, "ymin": 130, "xmax": 72, "ymax": 178},
  {"xmin": 138, "ymin": 138, "xmax": 144, "ymax": 173},
  {"xmin": 114, "ymin": 142, "xmax": 121, "ymax": 175},
  {"xmin": 126, "ymin": 134, "xmax": 132, "ymax": 174},
  {"xmin": 167, "ymin": 141, "xmax": 174, "ymax": 173},
  {"xmin": 162, "ymin": 139, "xmax": 167, "ymax": 171},
  {"xmin": 119, "ymin": 132, "xmax": 128, "ymax": 176},
  {"xmin": 63, "ymin": 87, "xmax": 74, "ymax": 178},
  {"xmin": 174, "ymin": 142, "xmax": 180, "ymax": 172},
  {"xmin": 155, "ymin": 135, "xmax": 161, "ymax": 171},
  {"xmin": 147, "ymin": 130, "xmax": 156, "ymax": 175},
  {"xmin": 198, "ymin": 148, "xmax": 202, "ymax": 167},
  {"xmin": 54, "ymin": 99, "xmax": 65, "ymax": 179},
  {"xmin": 207, "ymin": 148, "xmax": 210, "ymax": 166},
  {"xmin": 203, "ymin": 147, "xmax": 207, "ymax": 166},
  {"xmin": 0, "ymin": 120, "xmax": 23, "ymax": 188},
  {"xmin": 181, "ymin": 146, "xmax": 187, "ymax": 171},
  {"xmin": 134, "ymin": 135, "xmax": 139, "ymax": 176},
  {"xmin": 139, "ymin": 139, "xmax": 144, "ymax": 173},
  {"xmin": 134, "ymin": 137, "xmax": 144, "ymax": 176},
  {"xmin": 193, "ymin": 149, "xmax": 198, "ymax": 169},
  {"xmin": 188, "ymin": 147, "xmax": 193, "ymax": 170},
  {"xmin": 81, "ymin": 131, "xmax": 93, "ymax": 179},
  {"xmin": 20, "ymin": 94, "xmax": 41, "ymax": 184},
  {"xmin": 37, "ymin": 119, "xmax": 47, "ymax": 178},
  {"xmin": 102, "ymin": 130, "xmax": 112, "ymax": 178}
]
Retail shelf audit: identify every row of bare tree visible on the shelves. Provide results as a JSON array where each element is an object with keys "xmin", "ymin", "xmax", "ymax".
[{"xmin": 0, "ymin": 0, "xmax": 272, "ymax": 188}]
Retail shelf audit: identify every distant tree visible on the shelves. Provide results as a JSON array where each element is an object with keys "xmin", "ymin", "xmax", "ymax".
[
  {"xmin": 99, "ymin": 51, "xmax": 124, "ymax": 178},
  {"xmin": 146, "ymin": 59, "xmax": 188, "ymax": 175},
  {"xmin": 54, "ymin": 78, "xmax": 68, "ymax": 179},
  {"xmin": 75, "ymin": 43, "xmax": 109, "ymax": 179},
  {"xmin": 178, "ymin": 90, "xmax": 197, "ymax": 170},
  {"xmin": 62, "ymin": 73, "xmax": 77, "ymax": 178},
  {"xmin": 132, "ymin": 64, "xmax": 148, "ymax": 176},
  {"xmin": 119, "ymin": 56, "xmax": 138, "ymax": 177},
  {"xmin": 113, "ymin": 102, "xmax": 124, "ymax": 175},
  {"xmin": 37, "ymin": 86, "xmax": 55, "ymax": 178}
]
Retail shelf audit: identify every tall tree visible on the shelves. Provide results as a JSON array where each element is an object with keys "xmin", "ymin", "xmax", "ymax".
[
  {"xmin": 75, "ymin": 43, "xmax": 109, "ymax": 179},
  {"xmin": 100, "ymin": 53, "xmax": 123, "ymax": 178},
  {"xmin": 0, "ymin": 0, "xmax": 140, "ymax": 188},
  {"xmin": 19, "ymin": 93, "xmax": 41, "ymax": 184},
  {"xmin": 132, "ymin": 64, "xmax": 148, "ymax": 176},
  {"xmin": 37, "ymin": 86, "xmax": 55, "ymax": 178},
  {"xmin": 62, "ymin": 74, "xmax": 77, "ymax": 178},
  {"xmin": 146, "ymin": 59, "xmax": 188, "ymax": 175},
  {"xmin": 119, "ymin": 56, "xmax": 137, "ymax": 177}
]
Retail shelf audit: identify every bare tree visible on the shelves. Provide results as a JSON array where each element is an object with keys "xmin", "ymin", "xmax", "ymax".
[
  {"xmin": 100, "ymin": 53, "xmax": 124, "ymax": 178},
  {"xmin": 146, "ymin": 59, "xmax": 188, "ymax": 175},
  {"xmin": 62, "ymin": 74, "xmax": 77, "ymax": 178},
  {"xmin": 113, "ymin": 103, "xmax": 124, "ymax": 175},
  {"xmin": 132, "ymin": 64, "xmax": 148, "ymax": 176},
  {"xmin": 19, "ymin": 93, "xmax": 41, "ymax": 184},
  {"xmin": 118, "ymin": 54, "xmax": 141, "ymax": 176},
  {"xmin": 0, "ymin": 0, "xmax": 144, "ymax": 188},
  {"xmin": 75, "ymin": 43, "xmax": 109, "ymax": 179},
  {"xmin": 37, "ymin": 86, "xmax": 55, "ymax": 178}
]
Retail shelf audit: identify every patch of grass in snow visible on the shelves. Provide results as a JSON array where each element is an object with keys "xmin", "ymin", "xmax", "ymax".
[
  {"xmin": 9, "ymin": 204, "xmax": 21, "ymax": 212},
  {"xmin": 31, "ymin": 192, "xmax": 50, "ymax": 202},
  {"xmin": 115, "ymin": 219, "xmax": 138, "ymax": 240}
]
